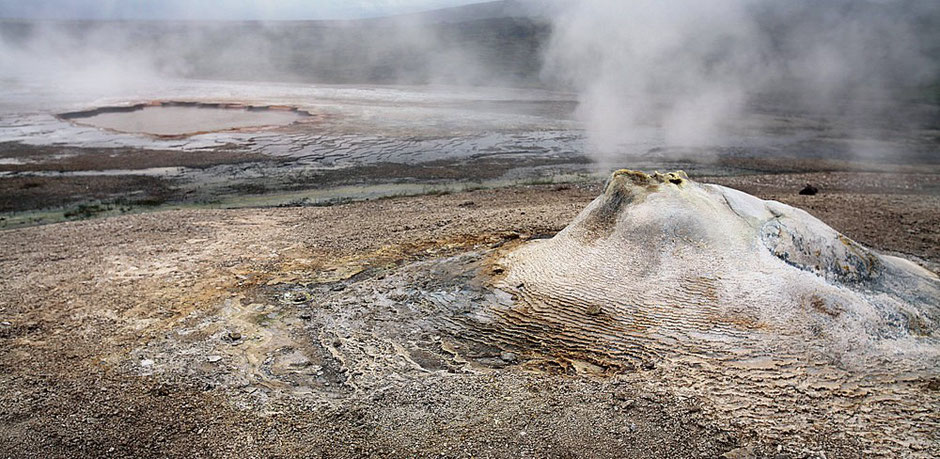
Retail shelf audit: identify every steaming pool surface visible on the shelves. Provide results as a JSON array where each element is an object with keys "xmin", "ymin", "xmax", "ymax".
[{"xmin": 64, "ymin": 105, "xmax": 306, "ymax": 136}]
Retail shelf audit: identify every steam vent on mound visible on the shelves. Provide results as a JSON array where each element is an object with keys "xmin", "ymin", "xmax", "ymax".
[{"xmin": 485, "ymin": 170, "xmax": 939, "ymax": 450}]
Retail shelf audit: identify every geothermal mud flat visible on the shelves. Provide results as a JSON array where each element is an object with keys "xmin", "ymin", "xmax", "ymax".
[
  {"xmin": 0, "ymin": 80, "xmax": 939, "ymax": 458},
  {"xmin": 0, "ymin": 80, "xmax": 595, "ymax": 227},
  {"xmin": 2, "ymin": 78, "xmax": 936, "ymax": 228},
  {"xmin": 2, "ymin": 0, "xmax": 938, "ymax": 455},
  {"xmin": 1, "ymin": 168, "xmax": 938, "ymax": 457}
]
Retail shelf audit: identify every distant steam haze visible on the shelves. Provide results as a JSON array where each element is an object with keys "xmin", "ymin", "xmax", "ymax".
[
  {"xmin": 0, "ymin": 2, "xmax": 552, "ymax": 92},
  {"xmin": 542, "ymin": 0, "xmax": 940, "ymax": 163},
  {"xmin": 0, "ymin": 0, "xmax": 937, "ymax": 163}
]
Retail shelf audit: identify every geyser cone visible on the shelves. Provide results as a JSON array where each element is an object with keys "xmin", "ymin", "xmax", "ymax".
[
  {"xmin": 487, "ymin": 170, "xmax": 939, "ymax": 451},
  {"xmin": 496, "ymin": 170, "xmax": 938, "ymax": 368}
]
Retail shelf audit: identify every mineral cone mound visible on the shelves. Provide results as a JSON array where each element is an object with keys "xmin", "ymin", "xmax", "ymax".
[{"xmin": 488, "ymin": 170, "xmax": 939, "ymax": 453}]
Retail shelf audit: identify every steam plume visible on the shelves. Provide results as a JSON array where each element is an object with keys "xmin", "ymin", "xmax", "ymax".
[{"xmin": 541, "ymin": 0, "xmax": 940, "ymax": 164}]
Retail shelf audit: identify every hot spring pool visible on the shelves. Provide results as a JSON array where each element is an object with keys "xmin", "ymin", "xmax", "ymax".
[{"xmin": 61, "ymin": 103, "xmax": 307, "ymax": 137}]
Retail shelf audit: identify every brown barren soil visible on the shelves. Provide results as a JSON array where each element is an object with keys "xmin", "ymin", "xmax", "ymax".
[{"xmin": 0, "ymin": 171, "xmax": 937, "ymax": 458}]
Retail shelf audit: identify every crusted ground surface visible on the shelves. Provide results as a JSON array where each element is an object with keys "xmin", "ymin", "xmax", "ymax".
[
  {"xmin": 1, "ymin": 171, "xmax": 938, "ymax": 458},
  {"xmin": 494, "ymin": 171, "xmax": 938, "ymax": 455}
]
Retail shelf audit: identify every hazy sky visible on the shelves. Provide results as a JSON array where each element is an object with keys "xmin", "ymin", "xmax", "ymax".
[{"xmin": 0, "ymin": 0, "xmax": 484, "ymax": 20}]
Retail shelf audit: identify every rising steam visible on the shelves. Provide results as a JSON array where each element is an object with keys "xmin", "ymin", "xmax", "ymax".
[
  {"xmin": 1, "ymin": 0, "xmax": 937, "ymax": 162},
  {"xmin": 541, "ymin": 0, "xmax": 940, "ymax": 163},
  {"xmin": 0, "ymin": 3, "xmax": 550, "ymax": 92}
]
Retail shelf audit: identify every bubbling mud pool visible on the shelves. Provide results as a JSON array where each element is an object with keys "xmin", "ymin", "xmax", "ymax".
[{"xmin": 59, "ymin": 102, "xmax": 309, "ymax": 137}]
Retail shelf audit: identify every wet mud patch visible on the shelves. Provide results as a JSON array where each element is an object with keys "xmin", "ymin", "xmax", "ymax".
[
  {"xmin": 0, "ymin": 142, "xmax": 277, "ymax": 173},
  {"xmin": 0, "ymin": 175, "xmax": 172, "ymax": 214},
  {"xmin": 59, "ymin": 101, "xmax": 316, "ymax": 138}
]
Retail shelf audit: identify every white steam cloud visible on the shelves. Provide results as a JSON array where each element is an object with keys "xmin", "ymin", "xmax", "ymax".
[
  {"xmin": 542, "ymin": 0, "xmax": 939, "ymax": 163},
  {"xmin": 0, "ymin": 0, "xmax": 936, "ymax": 163},
  {"xmin": 0, "ymin": 9, "xmax": 547, "ymax": 93}
]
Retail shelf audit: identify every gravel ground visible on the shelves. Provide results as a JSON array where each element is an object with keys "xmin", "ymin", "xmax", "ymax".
[{"xmin": 0, "ymin": 171, "xmax": 936, "ymax": 458}]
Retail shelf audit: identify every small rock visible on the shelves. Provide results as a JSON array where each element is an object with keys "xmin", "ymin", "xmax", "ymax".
[
  {"xmin": 152, "ymin": 386, "xmax": 170, "ymax": 397},
  {"xmin": 271, "ymin": 350, "xmax": 312, "ymax": 373},
  {"xmin": 140, "ymin": 359, "xmax": 155, "ymax": 367},
  {"xmin": 926, "ymin": 378, "xmax": 940, "ymax": 391},
  {"xmin": 226, "ymin": 331, "xmax": 242, "ymax": 342},
  {"xmin": 281, "ymin": 291, "xmax": 311, "ymax": 305},
  {"xmin": 457, "ymin": 200, "xmax": 476, "ymax": 208},
  {"xmin": 207, "ymin": 355, "xmax": 223, "ymax": 363},
  {"xmin": 331, "ymin": 284, "xmax": 346, "ymax": 292},
  {"xmin": 283, "ymin": 351, "xmax": 311, "ymax": 369},
  {"xmin": 641, "ymin": 361, "xmax": 656, "ymax": 370},
  {"xmin": 612, "ymin": 391, "xmax": 634, "ymax": 404},
  {"xmin": 722, "ymin": 445, "xmax": 757, "ymax": 459},
  {"xmin": 799, "ymin": 184, "xmax": 819, "ymax": 196},
  {"xmin": 0, "ymin": 321, "xmax": 11, "ymax": 326},
  {"xmin": 500, "ymin": 351, "xmax": 518, "ymax": 363}
]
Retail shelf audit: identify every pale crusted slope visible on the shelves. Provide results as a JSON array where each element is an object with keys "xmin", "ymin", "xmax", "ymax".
[{"xmin": 493, "ymin": 170, "xmax": 940, "ymax": 455}]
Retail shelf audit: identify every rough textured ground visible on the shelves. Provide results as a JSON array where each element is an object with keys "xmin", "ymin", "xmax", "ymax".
[
  {"xmin": 493, "ymin": 171, "xmax": 939, "ymax": 455},
  {"xmin": 0, "ymin": 171, "xmax": 937, "ymax": 458}
]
